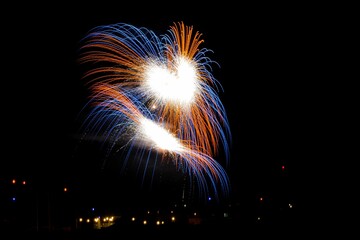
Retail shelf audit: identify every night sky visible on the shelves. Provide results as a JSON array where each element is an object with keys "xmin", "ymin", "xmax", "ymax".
[{"xmin": 2, "ymin": 3, "xmax": 322, "ymax": 228}]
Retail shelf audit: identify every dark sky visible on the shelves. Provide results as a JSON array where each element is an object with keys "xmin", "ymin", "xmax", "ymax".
[{"xmin": 2, "ymin": 3, "xmax": 319, "ymax": 214}]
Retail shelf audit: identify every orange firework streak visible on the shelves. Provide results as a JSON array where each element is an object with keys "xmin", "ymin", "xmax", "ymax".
[
  {"xmin": 79, "ymin": 34, "xmax": 148, "ymax": 87},
  {"xmin": 90, "ymin": 84, "xmax": 143, "ymax": 123},
  {"xmin": 160, "ymin": 22, "xmax": 225, "ymax": 158}
]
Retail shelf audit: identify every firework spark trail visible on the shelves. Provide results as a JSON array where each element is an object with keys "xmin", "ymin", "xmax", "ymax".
[
  {"xmin": 79, "ymin": 23, "xmax": 165, "ymax": 87},
  {"xmin": 82, "ymin": 84, "xmax": 230, "ymax": 199},
  {"xmin": 159, "ymin": 22, "xmax": 231, "ymax": 161},
  {"xmin": 79, "ymin": 21, "xmax": 231, "ymax": 162},
  {"xmin": 81, "ymin": 84, "xmax": 161, "ymax": 183}
]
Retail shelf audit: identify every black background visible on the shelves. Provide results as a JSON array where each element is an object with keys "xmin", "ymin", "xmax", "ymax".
[{"xmin": 2, "ymin": 2, "xmax": 328, "ymax": 229}]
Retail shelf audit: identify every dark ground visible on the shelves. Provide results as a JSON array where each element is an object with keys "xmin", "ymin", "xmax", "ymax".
[{"xmin": 3, "ymin": 223, "xmax": 305, "ymax": 239}]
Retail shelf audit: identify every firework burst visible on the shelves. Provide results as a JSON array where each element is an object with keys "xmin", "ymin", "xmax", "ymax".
[{"xmin": 78, "ymin": 21, "xmax": 231, "ymax": 201}]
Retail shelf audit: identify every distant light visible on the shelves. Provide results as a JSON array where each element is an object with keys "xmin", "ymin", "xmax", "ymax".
[
  {"xmin": 12, "ymin": 179, "xmax": 16, "ymax": 184},
  {"xmin": 91, "ymin": 208, "xmax": 95, "ymax": 211},
  {"xmin": 257, "ymin": 216, "xmax": 261, "ymax": 221},
  {"xmin": 259, "ymin": 197, "xmax": 263, "ymax": 201},
  {"xmin": 171, "ymin": 216, "xmax": 175, "ymax": 222},
  {"xmin": 22, "ymin": 181, "xmax": 26, "ymax": 185},
  {"xmin": 86, "ymin": 219, "xmax": 90, "ymax": 223},
  {"xmin": 12, "ymin": 197, "xmax": 16, "ymax": 202},
  {"xmin": 289, "ymin": 203, "xmax": 293, "ymax": 208},
  {"xmin": 64, "ymin": 187, "xmax": 67, "ymax": 192},
  {"xmin": 131, "ymin": 217, "xmax": 136, "ymax": 221},
  {"xmin": 79, "ymin": 218, "xmax": 83, "ymax": 222},
  {"xmin": 143, "ymin": 220, "xmax": 147, "ymax": 225},
  {"xmin": 193, "ymin": 212, "xmax": 197, "ymax": 216},
  {"xmin": 281, "ymin": 165, "xmax": 285, "ymax": 170},
  {"xmin": 208, "ymin": 196, "xmax": 212, "ymax": 201},
  {"xmin": 156, "ymin": 221, "xmax": 160, "ymax": 225}
]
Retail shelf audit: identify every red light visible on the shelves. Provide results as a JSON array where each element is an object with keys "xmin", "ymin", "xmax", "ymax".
[
  {"xmin": 22, "ymin": 181, "xmax": 26, "ymax": 185},
  {"xmin": 281, "ymin": 165, "xmax": 285, "ymax": 170},
  {"xmin": 259, "ymin": 197, "xmax": 263, "ymax": 201},
  {"xmin": 12, "ymin": 179, "xmax": 16, "ymax": 184}
]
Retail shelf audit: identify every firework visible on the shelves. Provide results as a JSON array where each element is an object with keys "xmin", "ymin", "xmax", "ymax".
[
  {"xmin": 78, "ymin": 22, "xmax": 231, "ymax": 200},
  {"xmin": 79, "ymin": 22, "xmax": 231, "ymax": 161}
]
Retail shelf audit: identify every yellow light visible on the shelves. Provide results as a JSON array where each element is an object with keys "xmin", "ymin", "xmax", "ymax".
[
  {"xmin": 131, "ymin": 217, "xmax": 136, "ymax": 221},
  {"xmin": 79, "ymin": 218, "xmax": 83, "ymax": 222},
  {"xmin": 156, "ymin": 221, "xmax": 160, "ymax": 225},
  {"xmin": 86, "ymin": 219, "xmax": 90, "ymax": 223},
  {"xmin": 171, "ymin": 216, "xmax": 175, "ymax": 222},
  {"xmin": 143, "ymin": 220, "xmax": 147, "ymax": 225},
  {"xmin": 12, "ymin": 179, "xmax": 16, "ymax": 184}
]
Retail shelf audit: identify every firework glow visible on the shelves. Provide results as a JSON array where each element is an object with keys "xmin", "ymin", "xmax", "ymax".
[{"xmin": 78, "ymin": 22, "xmax": 231, "ymax": 201}]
